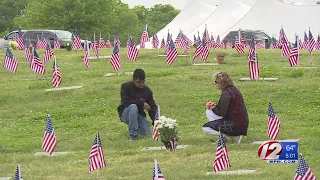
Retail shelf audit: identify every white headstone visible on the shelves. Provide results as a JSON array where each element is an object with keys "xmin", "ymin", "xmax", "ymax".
[
  {"xmin": 205, "ymin": 170, "xmax": 257, "ymax": 175},
  {"xmin": 104, "ymin": 72, "xmax": 133, "ymax": 77},
  {"xmin": 283, "ymin": 67, "xmax": 317, "ymax": 69},
  {"xmin": 252, "ymin": 139, "xmax": 299, "ymax": 145},
  {"xmin": 34, "ymin": 152, "xmax": 70, "ymax": 156},
  {"xmin": 0, "ymin": 177, "xmax": 12, "ymax": 180},
  {"xmin": 141, "ymin": 145, "xmax": 189, "ymax": 151},
  {"xmin": 45, "ymin": 86, "xmax": 83, "ymax": 92},
  {"xmin": 88, "ymin": 56, "xmax": 111, "ymax": 59},
  {"xmin": 193, "ymin": 63, "xmax": 218, "ymax": 66},
  {"xmin": 157, "ymin": 54, "xmax": 188, "ymax": 57}
]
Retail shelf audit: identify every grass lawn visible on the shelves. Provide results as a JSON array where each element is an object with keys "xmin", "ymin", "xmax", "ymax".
[{"xmin": 0, "ymin": 47, "xmax": 319, "ymax": 179}]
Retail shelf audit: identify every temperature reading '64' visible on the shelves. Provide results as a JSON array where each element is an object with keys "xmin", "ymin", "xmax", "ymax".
[{"xmin": 286, "ymin": 145, "xmax": 296, "ymax": 151}]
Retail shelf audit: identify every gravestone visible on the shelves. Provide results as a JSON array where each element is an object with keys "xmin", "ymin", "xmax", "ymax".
[
  {"xmin": 45, "ymin": 86, "xmax": 83, "ymax": 92},
  {"xmin": 141, "ymin": 145, "xmax": 189, "ymax": 151},
  {"xmin": 34, "ymin": 152, "xmax": 70, "ymax": 156},
  {"xmin": 205, "ymin": 170, "xmax": 258, "ymax": 175}
]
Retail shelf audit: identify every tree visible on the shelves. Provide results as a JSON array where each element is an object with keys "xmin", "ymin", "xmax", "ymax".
[
  {"xmin": 145, "ymin": 4, "xmax": 180, "ymax": 35},
  {"xmin": 0, "ymin": 0, "xmax": 29, "ymax": 34}
]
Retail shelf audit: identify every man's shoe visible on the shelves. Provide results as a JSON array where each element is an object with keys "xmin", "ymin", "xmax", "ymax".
[
  {"xmin": 129, "ymin": 135, "xmax": 138, "ymax": 140},
  {"xmin": 233, "ymin": 136, "xmax": 242, "ymax": 144}
]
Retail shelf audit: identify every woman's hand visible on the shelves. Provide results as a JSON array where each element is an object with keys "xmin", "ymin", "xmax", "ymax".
[{"xmin": 206, "ymin": 101, "xmax": 216, "ymax": 110}]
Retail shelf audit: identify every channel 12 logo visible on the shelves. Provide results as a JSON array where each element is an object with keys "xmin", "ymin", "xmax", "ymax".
[{"xmin": 258, "ymin": 141, "xmax": 298, "ymax": 163}]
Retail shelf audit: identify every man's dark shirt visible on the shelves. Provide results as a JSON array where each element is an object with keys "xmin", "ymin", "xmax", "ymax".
[{"xmin": 117, "ymin": 81, "xmax": 157, "ymax": 123}]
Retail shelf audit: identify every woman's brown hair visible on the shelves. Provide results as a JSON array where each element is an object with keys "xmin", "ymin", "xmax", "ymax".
[{"xmin": 212, "ymin": 72, "xmax": 234, "ymax": 89}]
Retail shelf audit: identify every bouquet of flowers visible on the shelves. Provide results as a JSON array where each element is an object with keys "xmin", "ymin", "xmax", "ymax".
[{"xmin": 157, "ymin": 116, "xmax": 179, "ymax": 151}]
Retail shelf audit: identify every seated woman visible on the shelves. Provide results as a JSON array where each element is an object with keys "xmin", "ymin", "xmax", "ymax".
[{"xmin": 202, "ymin": 72, "xmax": 249, "ymax": 144}]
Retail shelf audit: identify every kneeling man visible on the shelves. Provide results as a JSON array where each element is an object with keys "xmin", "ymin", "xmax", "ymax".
[{"xmin": 117, "ymin": 69, "xmax": 158, "ymax": 140}]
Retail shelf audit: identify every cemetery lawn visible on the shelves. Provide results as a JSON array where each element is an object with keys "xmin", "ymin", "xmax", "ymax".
[{"xmin": 0, "ymin": 48, "xmax": 319, "ymax": 180}]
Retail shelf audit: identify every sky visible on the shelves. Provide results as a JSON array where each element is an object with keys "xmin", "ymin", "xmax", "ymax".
[{"xmin": 121, "ymin": 0, "xmax": 188, "ymax": 9}]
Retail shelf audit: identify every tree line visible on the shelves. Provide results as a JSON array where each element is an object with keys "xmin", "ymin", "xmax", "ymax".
[{"xmin": 0, "ymin": 0, "xmax": 180, "ymax": 44}]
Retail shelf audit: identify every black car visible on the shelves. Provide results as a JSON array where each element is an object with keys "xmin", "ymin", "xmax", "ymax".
[{"xmin": 3, "ymin": 30, "xmax": 86, "ymax": 48}]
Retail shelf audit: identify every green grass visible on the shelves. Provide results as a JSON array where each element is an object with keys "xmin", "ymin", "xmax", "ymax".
[{"xmin": 0, "ymin": 48, "xmax": 320, "ymax": 179}]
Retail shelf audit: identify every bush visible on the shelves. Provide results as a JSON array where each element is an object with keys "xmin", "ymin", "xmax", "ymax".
[
  {"xmin": 64, "ymin": 42, "xmax": 72, "ymax": 51},
  {"xmin": 9, "ymin": 41, "xmax": 18, "ymax": 50}
]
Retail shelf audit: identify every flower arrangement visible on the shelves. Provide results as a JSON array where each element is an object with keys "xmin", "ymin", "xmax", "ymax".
[
  {"xmin": 157, "ymin": 116, "xmax": 179, "ymax": 151},
  {"xmin": 9, "ymin": 41, "xmax": 18, "ymax": 50}
]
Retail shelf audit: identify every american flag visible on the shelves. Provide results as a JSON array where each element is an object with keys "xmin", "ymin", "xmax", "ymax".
[
  {"xmin": 4, "ymin": 47, "xmax": 18, "ymax": 73},
  {"xmin": 193, "ymin": 39, "xmax": 203, "ymax": 62},
  {"xmin": 270, "ymin": 38, "xmax": 278, "ymax": 49},
  {"xmin": 277, "ymin": 27, "xmax": 288, "ymax": 48},
  {"xmin": 307, "ymin": 28, "xmax": 316, "ymax": 54},
  {"xmin": 170, "ymin": 137, "xmax": 179, "ymax": 151},
  {"xmin": 315, "ymin": 35, "xmax": 320, "ymax": 50},
  {"xmin": 152, "ymin": 159, "xmax": 165, "ymax": 180},
  {"xmin": 93, "ymin": 33, "xmax": 99, "ymax": 57},
  {"xmin": 152, "ymin": 33, "xmax": 160, "ymax": 49},
  {"xmin": 182, "ymin": 41, "xmax": 190, "ymax": 54},
  {"xmin": 54, "ymin": 36, "xmax": 60, "ymax": 49},
  {"xmin": 31, "ymin": 48, "xmax": 45, "ymax": 74},
  {"xmin": 110, "ymin": 42, "xmax": 121, "ymax": 71},
  {"xmin": 160, "ymin": 37, "xmax": 166, "ymax": 48},
  {"xmin": 126, "ymin": 35, "xmax": 130, "ymax": 48},
  {"xmin": 210, "ymin": 33, "xmax": 216, "ymax": 49},
  {"xmin": 16, "ymin": 27, "xmax": 24, "ymax": 50},
  {"xmin": 90, "ymin": 34, "xmax": 95, "ymax": 49},
  {"xmin": 41, "ymin": 35, "xmax": 48, "ymax": 49},
  {"xmin": 193, "ymin": 34, "xmax": 198, "ymax": 48},
  {"xmin": 166, "ymin": 38, "xmax": 178, "ymax": 65},
  {"xmin": 71, "ymin": 29, "xmax": 82, "ymax": 50},
  {"xmin": 181, "ymin": 32, "xmax": 193, "ymax": 47},
  {"xmin": 165, "ymin": 31, "xmax": 171, "ymax": 54},
  {"xmin": 83, "ymin": 40, "xmax": 90, "ymax": 67},
  {"xmin": 41, "ymin": 115, "xmax": 57, "ymax": 154},
  {"xmin": 35, "ymin": 36, "xmax": 42, "ymax": 49},
  {"xmin": 298, "ymin": 38, "xmax": 304, "ymax": 50},
  {"xmin": 235, "ymin": 29, "xmax": 245, "ymax": 54},
  {"xmin": 114, "ymin": 31, "xmax": 121, "ymax": 48},
  {"xmin": 24, "ymin": 40, "xmax": 32, "ymax": 62},
  {"xmin": 202, "ymin": 24, "xmax": 211, "ymax": 44},
  {"xmin": 294, "ymin": 154, "xmax": 316, "ymax": 180},
  {"xmin": 89, "ymin": 132, "xmax": 106, "ymax": 173},
  {"xmin": 215, "ymin": 35, "xmax": 222, "ymax": 48},
  {"xmin": 98, "ymin": 32, "xmax": 105, "ymax": 49},
  {"xmin": 303, "ymin": 31, "xmax": 308, "ymax": 50},
  {"xmin": 140, "ymin": 25, "xmax": 150, "ymax": 49},
  {"xmin": 268, "ymin": 102, "xmax": 280, "ymax": 140},
  {"xmin": 281, "ymin": 35, "xmax": 290, "ymax": 57},
  {"xmin": 126, "ymin": 36, "xmax": 139, "ymax": 61},
  {"xmin": 152, "ymin": 106, "xmax": 160, "ymax": 141},
  {"xmin": 105, "ymin": 34, "xmax": 112, "ymax": 48},
  {"xmin": 14, "ymin": 163, "xmax": 21, "ymax": 180},
  {"xmin": 174, "ymin": 30, "xmax": 184, "ymax": 48},
  {"xmin": 200, "ymin": 39, "xmax": 210, "ymax": 61},
  {"xmin": 213, "ymin": 132, "xmax": 231, "ymax": 172},
  {"xmin": 44, "ymin": 42, "xmax": 54, "ymax": 64},
  {"xmin": 247, "ymin": 38, "xmax": 260, "ymax": 80},
  {"xmin": 52, "ymin": 56, "xmax": 61, "ymax": 88},
  {"xmin": 288, "ymin": 36, "xmax": 299, "ymax": 67}
]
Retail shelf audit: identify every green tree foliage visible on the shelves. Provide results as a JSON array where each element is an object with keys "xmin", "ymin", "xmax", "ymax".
[
  {"xmin": 1, "ymin": 0, "xmax": 180, "ymax": 46},
  {"xmin": 0, "ymin": 0, "xmax": 28, "ymax": 35}
]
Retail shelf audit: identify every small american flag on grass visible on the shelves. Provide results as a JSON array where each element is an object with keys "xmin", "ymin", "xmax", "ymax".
[
  {"xmin": 307, "ymin": 28, "xmax": 316, "ymax": 54},
  {"xmin": 213, "ymin": 131, "xmax": 231, "ymax": 172},
  {"xmin": 288, "ymin": 36, "xmax": 299, "ymax": 67},
  {"xmin": 166, "ymin": 38, "xmax": 178, "ymax": 65},
  {"xmin": 24, "ymin": 40, "xmax": 32, "ymax": 62},
  {"xmin": 42, "ymin": 115, "xmax": 57, "ymax": 154},
  {"xmin": 44, "ymin": 42, "xmax": 54, "ymax": 64},
  {"xmin": 126, "ymin": 36, "xmax": 139, "ymax": 61},
  {"xmin": 84, "ymin": 40, "xmax": 90, "ymax": 68},
  {"xmin": 268, "ymin": 102, "xmax": 280, "ymax": 140},
  {"xmin": 152, "ymin": 106, "xmax": 160, "ymax": 141},
  {"xmin": 31, "ymin": 48, "xmax": 45, "ymax": 75},
  {"xmin": 160, "ymin": 37, "xmax": 165, "ymax": 48},
  {"xmin": 4, "ymin": 47, "xmax": 18, "ymax": 73},
  {"xmin": 248, "ymin": 38, "xmax": 260, "ymax": 80},
  {"xmin": 14, "ymin": 163, "xmax": 21, "ymax": 180},
  {"xmin": 89, "ymin": 132, "xmax": 106, "ymax": 173},
  {"xmin": 152, "ymin": 159, "xmax": 165, "ymax": 180},
  {"xmin": 52, "ymin": 56, "xmax": 62, "ymax": 88},
  {"xmin": 110, "ymin": 42, "xmax": 121, "ymax": 71},
  {"xmin": 294, "ymin": 154, "xmax": 316, "ymax": 180},
  {"xmin": 16, "ymin": 27, "xmax": 24, "ymax": 50}
]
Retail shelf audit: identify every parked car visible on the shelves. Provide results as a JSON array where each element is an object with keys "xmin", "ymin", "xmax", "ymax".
[
  {"xmin": 223, "ymin": 30, "xmax": 272, "ymax": 48},
  {"xmin": 2, "ymin": 30, "xmax": 87, "ymax": 48}
]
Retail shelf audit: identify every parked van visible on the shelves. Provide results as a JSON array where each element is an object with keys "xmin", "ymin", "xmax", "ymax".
[{"xmin": 3, "ymin": 30, "xmax": 86, "ymax": 48}]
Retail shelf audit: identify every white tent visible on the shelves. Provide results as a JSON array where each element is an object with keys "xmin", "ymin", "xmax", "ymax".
[
  {"xmin": 186, "ymin": 0, "xmax": 257, "ymax": 39},
  {"xmin": 138, "ymin": 0, "xmax": 221, "ymax": 48},
  {"xmin": 140, "ymin": 0, "xmax": 320, "ymax": 48},
  {"xmin": 221, "ymin": 0, "xmax": 320, "ymax": 42}
]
